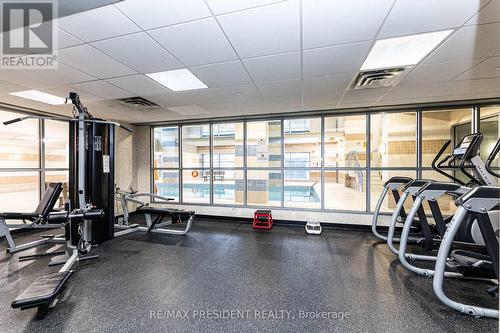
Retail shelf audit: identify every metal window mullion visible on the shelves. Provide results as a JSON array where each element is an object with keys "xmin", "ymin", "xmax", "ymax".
[
  {"xmin": 209, "ymin": 123, "xmax": 213, "ymax": 205},
  {"xmin": 280, "ymin": 118, "xmax": 285, "ymax": 208},
  {"xmin": 416, "ymin": 110, "xmax": 422, "ymax": 178},
  {"xmin": 39, "ymin": 118, "xmax": 45, "ymax": 198},
  {"xmin": 243, "ymin": 121, "xmax": 247, "ymax": 206},
  {"xmin": 365, "ymin": 112, "xmax": 370, "ymax": 212},
  {"xmin": 150, "ymin": 126, "xmax": 154, "ymax": 194},
  {"xmin": 179, "ymin": 125, "xmax": 183, "ymax": 203},
  {"xmin": 321, "ymin": 115, "xmax": 325, "ymax": 211},
  {"xmin": 473, "ymin": 106, "xmax": 480, "ymax": 134}
]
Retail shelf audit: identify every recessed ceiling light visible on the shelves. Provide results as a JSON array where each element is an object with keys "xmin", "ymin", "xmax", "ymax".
[
  {"xmin": 9, "ymin": 90, "xmax": 66, "ymax": 105},
  {"xmin": 361, "ymin": 30, "xmax": 453, "ymax": 70},
  {"xmin": 146, "ymin": 69, "xmax": 208, "ymax": 92}
]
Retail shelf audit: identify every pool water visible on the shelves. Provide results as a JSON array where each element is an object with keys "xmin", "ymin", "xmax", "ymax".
[{"xmin": 156, "ymin": 183, "xmax": 320, "ymax": 202}]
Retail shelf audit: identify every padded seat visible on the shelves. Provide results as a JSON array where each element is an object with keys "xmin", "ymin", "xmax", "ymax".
[
  {"xmin": 12, "ymin": 271, "xmax": 73, "ymax": 310},
  {"xmin": 0, "ymin": 212, "xmax": 39, "ymax": 221},
  {"xmin": 136, "ymin": 206, "xmax": 194, "ymax": 219},
  {"xmin": 0, "ymin": 182, "xmax": 62, "ymax": 224}
]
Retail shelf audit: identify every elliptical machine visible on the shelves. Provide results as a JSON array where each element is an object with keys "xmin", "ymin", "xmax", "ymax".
[
  {"xmin": 394, "ymin": 134, "xmax": 498, "ymax": 277},
  {"xmin": 431, "ymin": 139, "xmax": 500, "ymax": 319}
]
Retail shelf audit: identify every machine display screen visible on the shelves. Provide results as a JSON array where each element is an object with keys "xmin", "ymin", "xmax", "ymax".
[{"xmin": 454, "ymin": 135, "xmax": 474, "ymax": 155}]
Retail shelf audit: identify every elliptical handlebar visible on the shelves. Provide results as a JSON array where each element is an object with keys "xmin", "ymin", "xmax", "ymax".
[
  {"xmin": 459, "ymin": 133, "xmax": 483, "ymax": 185},
  {"xmin": 485, "ymin": 139, "xmax": 500, "ymax": 179},
  {"xmin": 431, "ymin": 140, "xmax": 466, "ymax": 185}
]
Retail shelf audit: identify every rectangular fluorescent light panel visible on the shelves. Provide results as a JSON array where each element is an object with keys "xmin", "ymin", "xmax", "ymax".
[
  {"xmin": 146, "ymin": 69, "xmax": 208, "ymax": 91},
  {"xmin": 361, "ymin": 30, "xmax": 453, "ymax": 70},
  {"xmin": 9, "ymin": 90, "xmax": 66, "ymax": 105}
]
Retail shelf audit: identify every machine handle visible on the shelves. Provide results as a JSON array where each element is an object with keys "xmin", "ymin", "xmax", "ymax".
[
  {"xmin": 3, "ymin": 117, "xmax": 23, "ymax": 125},
  {"xmin": 83, "ymin": 209, "xmax": 105, "ymax": 220},
  {"xmin": 486, "ymin": 139, "xmax": 500, "ymax": 179},
  {"xmin": 432, "ymin": 140, "xmax": 465, "ymax": 185}
]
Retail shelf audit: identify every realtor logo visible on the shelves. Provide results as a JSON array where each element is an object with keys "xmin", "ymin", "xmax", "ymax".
[{"xmin": 1, "ymin": 1, "xmax": 58, "ymax": 68}]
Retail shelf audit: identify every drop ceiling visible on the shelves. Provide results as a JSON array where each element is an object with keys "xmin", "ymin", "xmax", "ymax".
[{"xmin": 0, "ymin": 0, "xmax": 499, "ymax": 124}]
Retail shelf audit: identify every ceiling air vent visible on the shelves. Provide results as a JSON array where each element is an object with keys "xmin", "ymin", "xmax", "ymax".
[
  {"xmin": 350, "ymin": 67, "xmax": 410, "ymax": 90},
  {"xmin": 116, "ymin": 96, "xmax": 160, "ymax": 110}
]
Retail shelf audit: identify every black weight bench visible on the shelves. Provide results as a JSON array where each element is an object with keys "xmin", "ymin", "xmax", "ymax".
[
  {"xmin": 133, "ymin": 206, "xmax": 195, "ymax": 236},
  {"xmin": 12, "ymin": 271, "xmax": 73, "ymax": 318}
]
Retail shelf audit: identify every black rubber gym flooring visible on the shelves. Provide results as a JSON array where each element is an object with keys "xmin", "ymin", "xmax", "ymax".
[{"xmin": 0, "ymin": 218, "xmax": 498, "ymax": 333}]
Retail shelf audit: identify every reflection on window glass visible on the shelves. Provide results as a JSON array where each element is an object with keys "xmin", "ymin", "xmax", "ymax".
[
  {"xmin": 182, "ymin": 125, "xmax": 210, "ymax": 168},
  {"xmin": 325, "ymin": 170, "xmax": 365, "ymax": 211},
  {"xmin": 422, "ymin": 109, "xmax": 472, "ymax": 167},
  {"xmin": 44, "ymin": 120, "xmax": 69, "ymax": 169},
  {"xmin": 480, "ymin": 106, "xmax": 500, "ymax": 168},
  {"xmin": 247, "ymin": 121, "xmax": 281, "ymax": 168},
  {"xmin": 284, "ymin": 118, "xmax": 321, "ymax": 168},
  {"xmin": 247, "ymin": 170, "xmax": 282, "ymax": 207},
  {"xmin": 370, "ymin": 112, "xmax": 416, "ymax": 167},
  {"xmin": 213, "ymin": 122, "xmax": 244, "ymax": 168},
  {"xmin": 154, "ymin": 169, "xmax": 179, "ymax": 202},
  {"xmin": 325, "ymin": 115, "xmax": 366, "ymax": 167},
  {"xmin": 284, "ymin": 169, "xmax": 321, "ymax": 209},
  {"xmin": 183, "ymin": 169, "xmax": 210, "ymax": 203},
  {"xmin": 213, "ymin": 170, "xmax": 244, "ymax": 205},
  {"xmin": 0, "ymin": 172, "xmax": 39, "ymax": 217},
  {"xmin": 45, "ymin": 171, "xmax": 68, "ymax": 209},
  {"xmin": 153, "ymin": 127, "xmax": 179, "ymax": 168},
  {"xmin": 370, "ymin": 170, "xmax": 416, "ymax": 212},
  {"xmin": 0, "ymin": 110, "xmax": 39, "ymax": 168}
]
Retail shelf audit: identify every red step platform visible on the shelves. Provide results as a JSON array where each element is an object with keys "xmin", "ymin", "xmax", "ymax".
[{"xmin": 253, "ymin": 210, "xmax": 273, "ymax": 230}]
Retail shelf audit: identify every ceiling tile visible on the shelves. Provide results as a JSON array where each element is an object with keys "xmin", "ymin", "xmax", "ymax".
[
  {"xmin": 265, "ymin": 95, "xmax": 302, "ymax": 108},
  {"xmin": 302, "ymin": 0, "xmax": 394, "ymax": 49},
  {"xmin": 383, "ymin": 83, "xmax": 442, "ymax": 100},
  {"xmin": 115, "ymin": 0, "xmax": 211, "ymax": 30},
  {"xmin": 257, "ymin": 79, "xmax": 302, "ymax": 97},
  {"xmin": 92, "ymin": 33, "xmax": 183, "ymax": 73},
  {"xmin": 176, "ymin": 89, "xmax": 223, "ymax": 104},
  {"xmin": 466, "ymin": 0, "xmax": 500, "ymax": 25},
  {"xmin": 58, "ymin": 44, "xmax": 136, "ymax": 79},
  {"xmin": 302, "ymin": 73, "xmax": 354, "ymax": 107},
  {"xmin": 206, "ymin": 0, "xmax": 285, "ymax": 15},
  {"xmin": 57, "ymin": 5, "xmax": 140, "ymax": 42},
  {"xmin": 303, "ymin": 41, "xmax": 371, "ymax": 77},
  {"xmin": 399, "ymin": 58, "xmax": 485, "ymax": 85},
  {"xmin": 105, "ymin": 75, "xmax": 170, "ymax": 96},
  {"xmin": 214, "ymin": 84, "xmax": 261, "ymax": 101},
  {"xmin": 337, "ymin": 101, "xmax": 380, "ymax": 109},
  {"xmin": 143, "ymin": 92, "xmax": 192, "ymax": 108},
  {"xmin": 428, "ymin": 77, "xmax": 500, "ymax": 96},
  {"xmin": 217, "ymin": 0, "xmax": 300, "ymax": 58},
  {"xmin": 453, "ymin": 56, "xmax": 500, "ymax": 80},
  {"xmin": 378, "ymin": 0, "xmax": 484, "ymax": 38},
  {"xmin": 56, "ymin": 27, "xmax": 84, "ymax": 49},
  {"xmin": 190, "ymin": 61, "xmax": 252, "ymax": 87},
  {"xmin": 40, "ymin": 85, "xmax": 104, "ymax": 101},
  {"xmin": 168, "ymin": 105, "xmax": 209, "ymax": 116},
  {"xmin": 0, "ymin": 63, "xmax": 96, "ymax": 88},
  {"xmin": 149, "ymin": 18, "xmax": 237, "ymax": 66},
  {"xmin": 0, "ymin": 80, "xmax": 29, "ymax": 94},
  {"xmin": 242, "ymin": 52, "xmax": 301, "ymax": 83},
  {"xmin": 339, "ymin": 88, "xmax": 390, "ymax": 105},
  {"xmin": 70, "ymin": 80, "xmax": 134, "ymax": 99},
  {"xmin": 424, "ymin": 22, "xmax": 500, "ymax": 63}
]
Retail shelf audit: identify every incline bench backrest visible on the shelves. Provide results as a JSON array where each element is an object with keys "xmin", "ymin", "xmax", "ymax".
[{"xmin": 34, "ymin": 182, "xmax": 63, "ymax": 218}]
